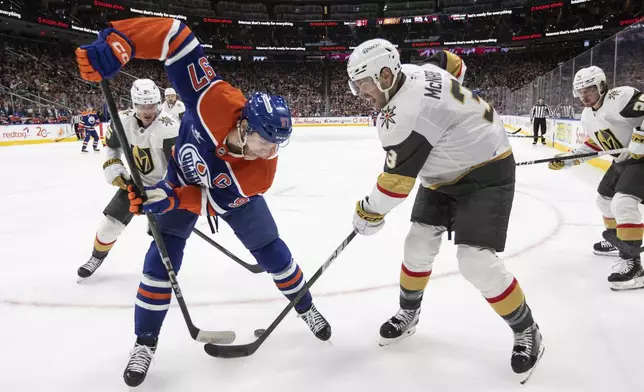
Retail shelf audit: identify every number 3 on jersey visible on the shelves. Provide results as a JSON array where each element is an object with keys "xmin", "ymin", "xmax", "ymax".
[
  {"xmin": 188, "ymin": 57, "xmax": 216, "ymax": 91},
  {"xmin": 450, "ymin": 79, "xmax": 494, "ymax": 123}
]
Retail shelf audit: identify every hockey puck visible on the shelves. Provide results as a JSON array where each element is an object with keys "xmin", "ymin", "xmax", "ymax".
[{"xmin": 253, "ymin": 329, "xmax": 266, "ymax": 338}]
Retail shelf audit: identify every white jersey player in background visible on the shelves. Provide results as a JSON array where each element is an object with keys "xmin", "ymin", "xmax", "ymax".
[
  {"xmin": 77, "ymin": 79, "xmax": 179, "ymax": 281},
  {"xmin": 346, "ymin": 39, "xmax": 544, "ymax": 383},
  {"xmin": 160, "ymin": 87, "xmax": 185, "ymax": 120},
  {"xmin": 548, "ymin": 66, "xmax": 644, "ymax": 290}
]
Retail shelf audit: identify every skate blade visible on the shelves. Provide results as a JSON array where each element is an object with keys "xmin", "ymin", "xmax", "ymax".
[
  {"xmin": 593, "ymin": 250, "xmax": 620, "ymax": 257},
  {"xmin": 518, "ymin": 343, "xmax": 545, "ymax": 385},
  {"xmin": 76, "ymin": 275, "xmax": 93, "ymax": 284},
  {"xmin": 379, "ymin": 326, "xmax": 417, "ymax": 347},
  {"xmin": 609, "ymin": 277, "xmax": 644, "ymax": 291}
]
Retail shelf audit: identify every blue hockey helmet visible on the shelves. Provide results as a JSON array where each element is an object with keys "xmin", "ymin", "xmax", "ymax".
[{"xmin": 242, "ymin": 93, "xmax": 292, "ymax": 145}]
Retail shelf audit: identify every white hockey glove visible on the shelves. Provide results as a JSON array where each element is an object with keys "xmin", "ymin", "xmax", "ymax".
[
  {"xmin": 548, "ymin": 151, "xmax": 584, "ymax": 170},
  {"xmin": 353, "ymin": 197, "xmax": 385, "ymax": 236},
  {"xmin": 103, "ymin": 158, "xmax": 131, "ymax": 190},
  {"xmin": 629, "ymin": 127, "xmax": 644, "ymax": 160}
]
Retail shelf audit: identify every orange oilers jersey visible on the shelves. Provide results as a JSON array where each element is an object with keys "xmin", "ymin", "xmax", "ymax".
[{"xmin": 110, "ymin": 17, "xmax": 278, "ymax": 215}]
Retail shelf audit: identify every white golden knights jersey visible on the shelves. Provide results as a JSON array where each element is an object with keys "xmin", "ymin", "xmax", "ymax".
[
  {"xmin": 161, "ymin": 100, "xmax": 186, "ymax": 119},
  {"xmin": 579, "ymin": 86, "xmax": 644, "ymax": 161},
  {"xmin": 105, "ymin": 109, "xmax": 179, "ymax": 187},
  {"xmin": 368, "ymin": 63, "xmax": 511, "ymax": 215}
]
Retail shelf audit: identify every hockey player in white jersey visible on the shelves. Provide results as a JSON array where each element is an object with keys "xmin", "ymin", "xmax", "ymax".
[
  {"xmin": 347, "ymin": 38, "xmax": 544, "ymax": 383},
  {"xmin": 161, "ymin": 87, "xmax": 185, "ymax": 120},
  {"xmin": 548, "ymin": 66, "xmax": 644, "ymax": 290},
  {"xmin": 77, "ymin": 79, "xmax": 179, "ymax": 280}
]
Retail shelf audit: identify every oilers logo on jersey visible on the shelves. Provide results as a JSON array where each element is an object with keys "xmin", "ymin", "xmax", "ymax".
[{"xmin": 178, "ymin": 144, "xmax": 210, "ymax": 186}]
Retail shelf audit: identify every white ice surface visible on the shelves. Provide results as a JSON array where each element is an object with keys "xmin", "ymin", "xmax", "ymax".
[{"xmin": 0, "ymin": 126, "xmax": 642, "ymax": 392}]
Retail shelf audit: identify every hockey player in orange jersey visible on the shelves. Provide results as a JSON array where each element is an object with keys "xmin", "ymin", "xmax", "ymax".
[{"xmin": 76, "ymin": 17, "xmax": 331, "ymax": 387}]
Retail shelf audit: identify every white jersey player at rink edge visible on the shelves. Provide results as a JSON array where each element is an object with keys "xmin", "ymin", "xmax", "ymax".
[
  {"xmin": 547, "ymin": 65, "xmax": 644, "ymax": 290},
  {"xmin": 161, "ymin": 87, "xmax": 186, "ymax": 120},
  {"xmin": 346, "ymin": 38, "xmax": 544, "ymax": 384},
  {"xmin": 77, "ymin": 78, "xmax": 179, "ymax": 281}
]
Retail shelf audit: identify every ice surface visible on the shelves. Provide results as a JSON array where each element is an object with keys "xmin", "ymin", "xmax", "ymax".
[{"xmin": 0, "ymin": 126, "xmax": 642, "ymax": 392}]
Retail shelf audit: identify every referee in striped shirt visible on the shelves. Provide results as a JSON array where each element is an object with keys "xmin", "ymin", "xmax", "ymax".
[
  {"xmin": 72, "ymin": 113, "xmax": 83, "ymax": 140},
  {"xmin": 531, "ymin": 98, "xmax": 551, "ymax": 145}
]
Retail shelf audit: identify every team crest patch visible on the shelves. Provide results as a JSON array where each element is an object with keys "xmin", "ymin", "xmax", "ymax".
[
  {"xmin": 607, "ymin": 90, "xmax": 620, "ymax": 100},
  {"xmin": 379, "ymin": 106, "xmax": 397, "ymax": 129},
  {"xmin": 178, "ymin": 144, "xmax": 211, "ymax": 185},
  {"xmin": 159, "ymin": 116, "xmax": 174, "ymax": 126},
  {"xmin": 131, "ymin": 145, "xmax": 155, "ymax": 175}
]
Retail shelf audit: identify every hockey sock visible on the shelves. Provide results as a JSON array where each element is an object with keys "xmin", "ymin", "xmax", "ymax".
[
  {"xmin": 271, "ymin": 259, "xmax": 312, "ymax": 313},
  {"xmin": 399, "ymin": 264, "xmax": 431, "ymax": 309},
  {"xmin": 486, "ymin": 278, "xmax": 534, "ymax": 333},
  {"xmin": 135, "ymin": 275, "xmax": 172, "ymax": 339},
  {"xmin": 603, "ymin": 217, "xmax": 616, "ymax": 230},
  {"xmin": 93, "ymin": 216, "xmax": 126, "ymax": 259},
  {"xmin": 92, "ymin": 235, "xmax": 116, "ymax": 259},
  {"xmin": 616, "ymin": 224, "xmax": 643, "ymax": 260},
  {"xmin": 251, "ymin": 238, "xmax": 312, "ymax": 313}
]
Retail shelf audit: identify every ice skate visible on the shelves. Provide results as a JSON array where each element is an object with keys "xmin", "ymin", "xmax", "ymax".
[
  {"xmin": 593, "ymin": 240, "xmax": 619, "ymax": 257},
  {"xmin": 123, "ymin": 337, "xmax": 157, "ymax": 387},
  {"xmin": 298, "ymin": 303, "xmax": 332, "ymax": 341},
  {"xmin": 608, "ymin": 258, "xmax": 644, "ymax": 290},
  {"xmin": 512, "ymin": 323, "xmax": 545, "ymax": 384},
  {"xmin": 379, "ymin": 308, "xmax": 420, "ymax": 346},
  {"xmin": 77, "ymin": 256, "xmax": 105, "ymax": 282}
]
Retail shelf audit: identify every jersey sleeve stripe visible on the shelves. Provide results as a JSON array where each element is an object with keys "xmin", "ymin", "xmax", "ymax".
[
  {"xmin": 376, "ymin": 173, "xmax": 415, "ymax": 198},
  {"xmin": 584, "ymin": 139, "xmax": 602, "ymax": 151},
  {"xmin": 160, "ymin": 19, "xmax": 181, "ymax": 61},
  {"xmin": 165, "ymin": 37, "xmax": 199, "ymax": 66},
  {"xmin": 167, "ymin": 28, "xmax": 193, "ymax": 59}
]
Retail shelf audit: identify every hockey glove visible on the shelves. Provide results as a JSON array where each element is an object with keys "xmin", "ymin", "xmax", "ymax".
[
  {"xmin": 629, "ymin": 127, "xmax": 644, "ymax": 160},
  {"xmin": 103, "ymin": 158, "xmax": 131, "ymax": 190},
  {"xmin": 75, "ymin": 28, "xmax": 134, "ymax": 82},
  {"xmin": 128, "ymin": 181, "xmax": 180, "ymax": 215},
  {"xmin": 548, "ymin": 151, "xmax": 583, "ymax": 170},
  {"xmin": 353, "ymin": 197, "xmax": 385, "ymax": 236}
]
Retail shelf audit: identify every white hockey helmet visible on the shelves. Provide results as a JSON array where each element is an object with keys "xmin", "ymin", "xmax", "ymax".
[
  {"xmin": 573, "ymin": 66, "xmax": 607, "ymax": 97},
  {"xmin": 131, "ymin": 79, "xmax": 161, "ymax": 106},
  {"xmin": 165, "ymin": 87, "xmax": 177, "ymax": 97},
  {"xmin": 347, "ymin": 38, "xmax": 402, "ymax": 97}
]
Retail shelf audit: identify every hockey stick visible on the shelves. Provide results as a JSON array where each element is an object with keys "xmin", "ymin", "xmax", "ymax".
[
  {"xmin": 99, "ymin": 80, "xmax": 235, "ymax": 345},
  {"xmin": 515, "ymin": 147, "xmax": 629, "ymax": 167},
  {"xmin": 506, "ymin": 134, "xmax": 533, "ymax": 138},
  {"xmin": 191, "ymin": 227, "xmax": 264, "ymax": 273},
  {"xmin": 507, "ymin": 127, "xmax": 523, "ymax": 135},
  {"xmin": 204, "ymin": 230, "xmax": 358, "ymax": 358},
  {"xmin": 602, "ymin": 230, "xmax": 644, "ymax": 256}
]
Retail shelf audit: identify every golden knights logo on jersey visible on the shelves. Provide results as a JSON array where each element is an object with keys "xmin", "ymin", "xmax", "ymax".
[
  {"xmin": 380, "ymin": 106, "xmax": 397, "ymax": 129},
  {"xmin": 132, "ymin": 145, "xmax": 154, "ymax": 175},
  {"xmin": 159, "ymin": 115, "xmax": 175, "ymax": 127},
  {"xmin": 595, "ymin": 128, "xmax": 623, "ymax": 156}
]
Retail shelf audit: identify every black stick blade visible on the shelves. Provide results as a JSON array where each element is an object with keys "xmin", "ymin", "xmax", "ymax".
[{"xmin": 204, "ymin": 341, "xmax": 259, "ymax": 358}]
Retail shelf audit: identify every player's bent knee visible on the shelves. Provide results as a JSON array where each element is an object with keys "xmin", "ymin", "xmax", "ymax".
[
  {"xmin": 97, "ymin": 215, "xmax": 126, "ymax": 243},
  {"xmin": 404, "ymin": 222, "xmax": 443, "ymax": 270},
  {"xmin": 456, "ymin": 245, "xmax": 513, "ymax": 297},
  {"xmin": 596, "ymin": 194, "xmax": 613, "ymax": 217},
  {"xmin": 142, "ymin": 234, "xmax": 188, "ymax": 278},
  {"xmin": 251, "ymin": 237, "xmax": 292, "ymax": 274},
  {"xmin": 611, "ymin": 193, "xmax": 642, "ymax": 223}
]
